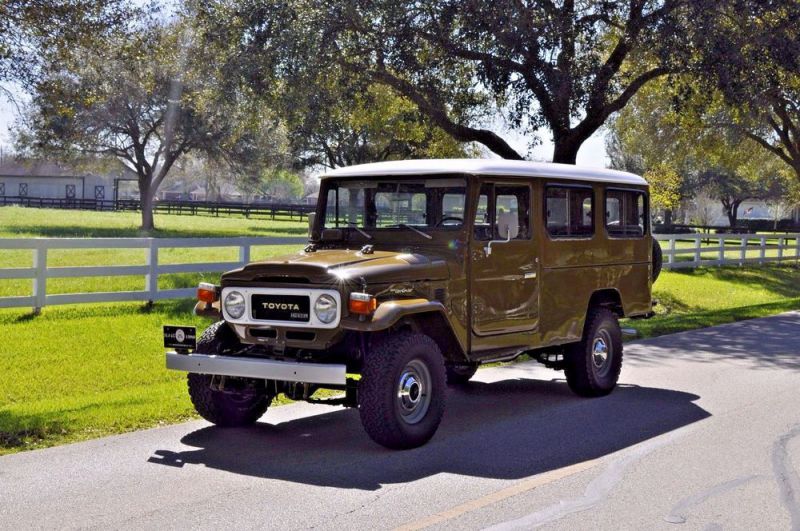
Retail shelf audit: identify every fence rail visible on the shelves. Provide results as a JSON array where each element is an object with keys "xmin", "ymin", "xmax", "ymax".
[
  {"xmin": 0, "ymin": 236, "xmax": 307, "ymax": 313},
  {"xmin": 2, "ymin": 233, "xmax": 797, "ymax": 313},
  {"xmin": 0, "ymin": 196, "xmax": 315, "ymax": 220},
  {"xmin": 655, "ymin": 233, "xmax": 800, "ymax": 269}
]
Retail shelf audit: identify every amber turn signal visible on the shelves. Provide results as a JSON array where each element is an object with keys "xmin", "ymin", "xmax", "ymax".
[
  {"xmin": 349, "ymin": 292, "xmax": 377, "ymax": 315},
  {"xmin": 197, "ymin": 282, "xmax": 219, "ymax": 303}
]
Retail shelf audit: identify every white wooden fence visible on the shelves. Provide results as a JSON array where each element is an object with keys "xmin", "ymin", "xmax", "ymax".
[
  {"xmin": 2, "ymin": 234, "xmax": 797, "ymax": 313},
  {"xmin": 0, "ymin": 237, "xmax": 307, "ymax": 313},
  {"xmin": 655, "ymin": 233, "xmax": 800, "ymax": 269}
]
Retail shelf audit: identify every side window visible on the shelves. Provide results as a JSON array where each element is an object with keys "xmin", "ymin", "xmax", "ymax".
[
  {"xmin": 473, "ymin": 184, "xmax": 492, "ymax": 240},
  {"xmin": 606, "ymin": 189, "xmax": 646, "ymax": 237},
  {"xmin": 473, "ymin": 183, "xmax": 531, "ymax": 241},
  {"xmin": 545, "ymin": 186, "xmax": 594, "ymax": 238},
  {"xmin": 324, "ymin": 188, "xmax": 340, "ymax": 227}
]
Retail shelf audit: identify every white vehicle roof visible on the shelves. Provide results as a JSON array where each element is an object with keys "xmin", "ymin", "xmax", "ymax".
[{"xmin": 324, "ymin": 159, "xmax": 647, "ymax": 186}]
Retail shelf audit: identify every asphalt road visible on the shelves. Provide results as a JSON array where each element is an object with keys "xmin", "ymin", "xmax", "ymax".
[{"xmin": 2, "ymin": 312, "xmax": 800, "ymax": 530}]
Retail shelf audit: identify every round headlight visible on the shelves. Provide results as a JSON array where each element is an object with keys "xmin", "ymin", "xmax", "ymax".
[
  {"xmin": 314, "ymin": 294, "xmax": 337, "ymax": 324},
  {"xmin": 224, "ymin": 291, "xmax": 246, "ymax": 319}
]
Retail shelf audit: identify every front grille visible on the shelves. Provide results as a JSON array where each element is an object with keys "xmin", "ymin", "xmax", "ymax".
[{"xmin": 251, "ymin": 294, "xmax": 310, "ymax": 322}]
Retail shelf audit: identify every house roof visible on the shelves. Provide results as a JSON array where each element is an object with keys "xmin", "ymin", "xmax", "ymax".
[
  {"xmin": 0, "ymin": 158, "xmax": 138, "ymax": 180},
  {"xmin": 323, "ymin": 159, "xmax": 647, "ymax": 186}
]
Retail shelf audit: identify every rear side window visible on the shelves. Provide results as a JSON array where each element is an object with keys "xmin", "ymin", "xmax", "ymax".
[
  {"xmin": 545, "ymin": 186, "xmax": 594, "ymax": 238},
  {"xmin": 605, "ymin": 189, "xmax": 646, "ymax": 238}
]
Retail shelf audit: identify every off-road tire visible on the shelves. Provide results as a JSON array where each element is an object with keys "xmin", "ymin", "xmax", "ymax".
[
  {"xmin": 187, "ymin": 321, "xmax": 272, "ymax": 427},
  {"xmin": 358, "ymin": 332, "xmax": 447, "ymax": 449},
  {"xmin": 445, "ymin": 364, "xmax": 478, "ymax": 386},
  {"xmin": 564, "ymin": 308, "xmax": 623, "ymax": 398},
  {"xmin": 652, "ymin": 239, "xmax": 663, "ymax": 282}
]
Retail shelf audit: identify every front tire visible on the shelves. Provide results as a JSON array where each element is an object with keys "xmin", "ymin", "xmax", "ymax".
[
  {"xmin": 187, "ymin": 321, "xmax": 272, "ymax": 427},
  {"xmin": 358, "ymin": 332, "xmax": 447, "ymax": 449},
  {"xmin": 564, "ymin": 308, "xmax": 623, "ymax": 397}
]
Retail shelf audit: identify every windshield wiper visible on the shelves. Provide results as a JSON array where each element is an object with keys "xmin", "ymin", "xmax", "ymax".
[
  {"xmin": 345, "ymin": 221, "xmax": 372, "ymax": 239},
  {"xmin": 397, "ymin": 223, "xmax": 432, "ymax": 240}
]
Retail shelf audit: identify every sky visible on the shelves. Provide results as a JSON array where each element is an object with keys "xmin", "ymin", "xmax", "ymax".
[{"xmin": 0, "ymin": 89, "xmax": 609, "ymax": 167}]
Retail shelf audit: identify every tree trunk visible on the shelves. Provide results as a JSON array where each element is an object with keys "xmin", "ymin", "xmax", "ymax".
[
  {"xmin": 552, "ymin": 139, "xmax": 579, "ymax": 164},
  {"xmin": 664, "ymin": 208, "xmax": 673, "ymax": 229},
  {"xmin": 140, "ymin": 185, "xmax": 155, "ymax": 232},
  {"xmin": 725, "ymin": 200, "xmax": 742, "ymax": 227}
]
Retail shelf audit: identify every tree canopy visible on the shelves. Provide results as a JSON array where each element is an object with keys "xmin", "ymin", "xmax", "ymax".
[
  {"xmin": 608, "ymin": 78, "xmax": 791, "ymax": 226},
  {"xmin": 690, "ymin": 0, "xmax": 800, "ymax": 183},
  {"xmin": 0, "ymin": 0, "xmax": 130, "ymax": 87},
  {"xmin": 17, "ymin": 17, "xmax": 288, "ymax": 230},
  {"xmin": 196, "ymin": 0, "xmax": 711, "ymax": 164}
]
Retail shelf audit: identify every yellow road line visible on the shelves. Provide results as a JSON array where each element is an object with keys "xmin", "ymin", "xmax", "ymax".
[{"xmin": 393, "ymin": 457, "xmax": 602, "ymax": 531}]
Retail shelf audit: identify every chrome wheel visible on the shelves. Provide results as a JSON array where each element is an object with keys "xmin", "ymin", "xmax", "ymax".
[
  {"xmin": 397, "ymin": 359, "xmax": 432, "ymax": 425},
  {"xmin": 591, "ymin": 329, "xmax": 613, "ymax": 377}
]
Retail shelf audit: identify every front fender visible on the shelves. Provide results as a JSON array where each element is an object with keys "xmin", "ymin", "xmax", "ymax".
[{"xmin": 341, "ymin": 298, "xmax": 448, "ymax": 332}]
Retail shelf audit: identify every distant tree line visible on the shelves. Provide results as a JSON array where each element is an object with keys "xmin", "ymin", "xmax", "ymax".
[{"xmin": 1, "ymin": 1, "xmax": 799, "ymax": 230}]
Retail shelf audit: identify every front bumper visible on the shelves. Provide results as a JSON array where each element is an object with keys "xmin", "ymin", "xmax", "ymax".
[{"xmin": 166, "ymin": 352, "xmax": 347, "ymax": 385}]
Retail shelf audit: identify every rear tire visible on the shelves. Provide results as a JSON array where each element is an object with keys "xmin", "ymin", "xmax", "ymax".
[
  {"xmin": 445, "ymin": 364, "xmax": 478, "ymax": 386},
  {"xmin": 564, "ymin": 308, "xmax": 623, "ymax": 397},
  {"xmin": 358, "ymin": 332, "xmax": 447, "ymax": 449},
  {"xmin": 187, "ymin": 321, "xmax": 272, "ymax": 427}
]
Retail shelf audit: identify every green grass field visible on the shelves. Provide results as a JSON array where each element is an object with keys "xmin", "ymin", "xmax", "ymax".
[
  {"xmin": 1, "ymin": 206, "xmax": 799, "ymax": 455},
  {"xmin": 0, "ymin": 205, "xmax": 308, "ymax": 239}
]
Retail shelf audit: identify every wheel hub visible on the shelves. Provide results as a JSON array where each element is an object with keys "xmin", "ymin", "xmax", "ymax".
[
  {"xmin": 396, "ymin": 360, "xmax": 432, "ymax": 424},
  {"xmin": 592, "ymin": 336, "xmax": 609, "ymax": 369},
  {"xmin": 399, "ymin": 374, "xmax": 422, "ymax": 405}
]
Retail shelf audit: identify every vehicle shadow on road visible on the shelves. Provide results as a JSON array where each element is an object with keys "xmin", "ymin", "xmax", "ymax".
[{"xmin": 148, "ymin": 378, "xmax": 709, "ymax": 491}]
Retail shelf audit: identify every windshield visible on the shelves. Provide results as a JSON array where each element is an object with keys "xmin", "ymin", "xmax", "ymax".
[{"xmin": 322, "ymin": 176, "xmax": 467, "ymax": 231}]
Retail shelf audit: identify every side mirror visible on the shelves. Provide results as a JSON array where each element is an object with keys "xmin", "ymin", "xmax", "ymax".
[
  {"xmin": 485, "ymin": 212, "xmax": 519, "ymax": 256},
  {"xmin": 307, "ymin": 212, "xmax": 317, "ymax": 239},
  {"xmin": 497, "ymin": 211, "xmax": 519, "ymax": 240}
]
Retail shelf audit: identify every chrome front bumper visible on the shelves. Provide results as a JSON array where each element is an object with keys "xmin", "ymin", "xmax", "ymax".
[{"xmin": 166, "ymin": 352, "xmax": 347, "ymax": 385}]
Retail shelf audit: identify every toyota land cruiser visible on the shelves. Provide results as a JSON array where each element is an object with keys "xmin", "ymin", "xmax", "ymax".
[{"xmin": 165, "ymin": 159, "xmax": 658, "ymax": 449}]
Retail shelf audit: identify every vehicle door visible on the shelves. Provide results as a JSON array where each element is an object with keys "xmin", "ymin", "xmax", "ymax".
[{"xmin": 470, "ymin": 181, "xmax": 539, "ymax": 336}]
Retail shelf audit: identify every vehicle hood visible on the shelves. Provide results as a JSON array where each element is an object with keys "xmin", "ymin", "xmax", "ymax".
[{"xmin": 221, "ymin": 249, "xmax": 450, "ymax": 285}]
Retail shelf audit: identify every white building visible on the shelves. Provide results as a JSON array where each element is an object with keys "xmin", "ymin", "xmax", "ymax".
[{"xmin": 0, "ymin": 159, "xmax": 138, "ymax": 201}]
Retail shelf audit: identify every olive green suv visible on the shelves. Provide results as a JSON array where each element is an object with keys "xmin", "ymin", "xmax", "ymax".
[{"xmin": 165, "ymin": 159, "xmax": 658, "ymax": 449}]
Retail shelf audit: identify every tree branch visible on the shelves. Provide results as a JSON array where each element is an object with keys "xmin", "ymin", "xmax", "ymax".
[{"xmin": 369, "ymin": 68, "xmax": 524, "ymax": 160}]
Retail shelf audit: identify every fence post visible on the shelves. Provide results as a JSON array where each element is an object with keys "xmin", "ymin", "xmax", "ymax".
[
  {"xmin": 32, "ymin": 244, "xmax": 47, "ymax": 314},
  {"xmin": 718, "ymin": 237, "xmax": 724, "ymax": 264},
  {"xmin": 145, "ymin": 239, "xmax": 158, "ymax": 305},
  {"xmin": 668, "ymin": 237, "xmax": 675, "ymax": 265},
  {"xmin": 759, "ymin": 236, "xmax": 766, "ymax": 265},
  {"xmin": 239, "ymin": 241, "xmax": 251, "ymax": 266},
  {"xmin": 795, "ymin": 235, "xmax": 800, "ymax": 264},
  {"xmin": 693, "ymin": 236, "xmax": 702, "ymax": 266},
  {"xmin": 740, "ymin": 236, "xmax": 748, "ymax": 266},
  {"xmin": 777, "ymin": 237, "xmax": 784, "ymax": 262}
]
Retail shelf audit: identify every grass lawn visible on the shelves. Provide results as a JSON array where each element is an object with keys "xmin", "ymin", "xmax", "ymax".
[
  {"xmin": 1, "ymin": 265, "xmax": 798, "ymax": 455},
  {"xmin": 630, "ymin": 265, "xmax": 800, "ymax": 337},
  {"xmin": 0, "ymin": 205, "xmax": 308, "ymax": 239}
]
